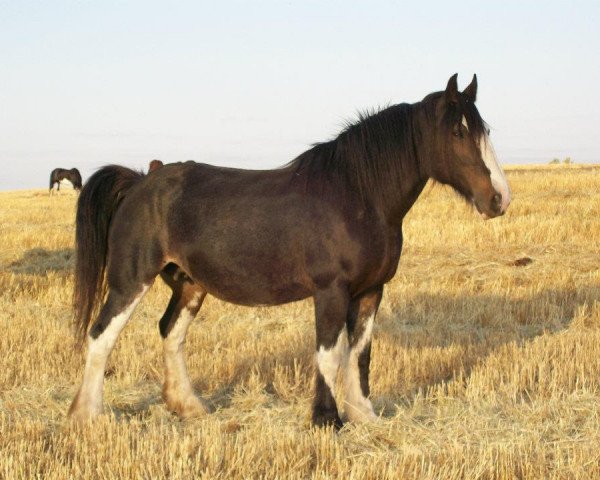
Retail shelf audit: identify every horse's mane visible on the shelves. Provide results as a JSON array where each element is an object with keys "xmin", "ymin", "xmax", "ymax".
[{"xmin": 286, "ymin": 91, "xmax": 489, "ymax": 208}]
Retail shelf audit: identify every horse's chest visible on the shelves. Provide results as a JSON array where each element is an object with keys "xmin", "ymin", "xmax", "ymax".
[
  {"xmin": 350, "ymin": 226, "xmax": 403, "ymax": 289},
  {"xmin": 374, "ymin": 231, "xmax": 403, "ymax": 281}
]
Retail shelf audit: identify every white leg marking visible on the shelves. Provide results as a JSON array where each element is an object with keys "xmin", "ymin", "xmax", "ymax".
[
  {"xmin": 316, "ymin": 328, "xmax": 348, "ymax": 396},
  {"xmin": 479, "ymin": 135, "xmax": 511, "ymax": 212},
  {"xmin": 163, "ymin": 292, "xmax": 208, "ymax": 417},
  {"xmin": 344, "ymin": 314, "xmax": 377, "ymax": 422},
  {"xmin": 71, "ymin": 284, "xmax": 150, "ymax": 419}
]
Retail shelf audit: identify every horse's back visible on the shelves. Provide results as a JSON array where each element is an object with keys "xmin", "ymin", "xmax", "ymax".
[{"xmin": 50, "ymin": 167, "xmax": 64, "ymax": 179}]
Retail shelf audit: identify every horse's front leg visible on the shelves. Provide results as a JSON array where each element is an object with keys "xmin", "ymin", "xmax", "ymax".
[
  {"xmin": 343, "ymin": 286, "xmax": 383, "ymax": 423},
  {"xmin": 312, "ymin": 283, "xmax": 350, "ymax": 429}
]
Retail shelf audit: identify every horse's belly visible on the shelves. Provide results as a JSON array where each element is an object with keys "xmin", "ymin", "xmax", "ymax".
[
  {"xmin": 198, "ymin": 272, "xmax": 312, "ymax": 306},
  {"xmin": 184, "ymin": 250, "xmax": 313, "ymax": 306},
  {"xmin": 205, "ymin": 280, "xmax": 312, "ymax": 306}
]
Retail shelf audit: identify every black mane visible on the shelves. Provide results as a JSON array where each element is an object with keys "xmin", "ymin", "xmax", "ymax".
[{"xmin": 287, "ymin": 92, "xmax": 489, "ymax": 208}]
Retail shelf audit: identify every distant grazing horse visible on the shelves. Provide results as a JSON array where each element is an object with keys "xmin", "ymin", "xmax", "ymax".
[
  {"xmin": 49, "ymin": 168, "xmax": 82, "ymax": 194},
  {"xmin": 148, "ymin": 159, "xmax": 164, "ymax": 172},
  {"xmin": 69, "ymin": 74, "xmax": 511, "ymax": 427}
]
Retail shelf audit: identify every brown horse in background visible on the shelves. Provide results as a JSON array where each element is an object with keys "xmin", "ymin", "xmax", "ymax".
[
  {"xmin": 49, "ymin": 168, "xmax": 82, "ymax": 194},
  {"xmin": 69, "ymin": 75, "xmax": 511, "ymax": 428}
]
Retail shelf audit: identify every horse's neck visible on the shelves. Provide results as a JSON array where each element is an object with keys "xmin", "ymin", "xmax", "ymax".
[
  {"xmin": 373, "ymin": 108, "xmax": 432, "ymax": 223},
  {"xmin": 386, "ymin": 175, "xmax": 428, "ymax": 223}
]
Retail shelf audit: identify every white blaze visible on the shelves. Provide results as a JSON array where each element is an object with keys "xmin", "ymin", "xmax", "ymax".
[
  {"xmin": 461, "ymin": 115, "xmax": 469, "ymax": 131},
  {"xmin": 479, "ymin": 135, "xmax": 511, "ymax": 212}
]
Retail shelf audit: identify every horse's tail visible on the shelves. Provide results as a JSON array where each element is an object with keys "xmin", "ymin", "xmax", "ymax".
[
  {"xmin": 49, "ymin": 170, "xmax": 55, "ymax": 192},
  {"xmin": 73, "ymin": 165, "xmax": 145, "ymax": 345}
]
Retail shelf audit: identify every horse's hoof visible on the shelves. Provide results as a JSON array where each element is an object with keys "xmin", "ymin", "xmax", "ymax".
[
  {"xmin": 178, "ymin": 400, "xmax": 210, "ymax": 419},
  {"xmin": 345, "ymin": 404, "xmax": 379, "ymax": 424},
  {"xmin": 67, "ymin": 390, "xmax": 104, "ymax": 424},
  {"xmin": 67, "ymin": 404, "xmax": 103, "ymax": 424},
  {"xmin": 163, "ymin": 391, "xmax": 210, "ymax": 419},
  {"xmin": 312, "ymin": 410, "xmax": 344, "ymax": 430}
]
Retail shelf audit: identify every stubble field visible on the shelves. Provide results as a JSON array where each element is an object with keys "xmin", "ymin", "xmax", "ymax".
[{"xmin": 0, "ymin": 165, "xmax": 599, "ymax": 479}]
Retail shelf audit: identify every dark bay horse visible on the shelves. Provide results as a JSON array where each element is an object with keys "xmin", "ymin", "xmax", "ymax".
[
  {"xmin": 49, "ymin": 168, "xmax": 82, "ymax": 193},
  {"xmin": 69, "ymin": 74, "xmax": 511, "ymax": 427}
]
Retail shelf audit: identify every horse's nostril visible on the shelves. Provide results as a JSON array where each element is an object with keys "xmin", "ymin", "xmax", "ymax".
[
  {"xmin": 491, "ymin": 193, "xmax": 502, "ymax": 214},
  {"xmin": 492, "ymin": 193, "xmax": 502, "ymax": 211}
]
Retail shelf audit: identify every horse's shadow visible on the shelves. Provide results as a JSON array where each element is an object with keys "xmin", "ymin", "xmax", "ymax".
[
  {"xmin": 8, "ymin": 248, "xmax": 74, "ymax": 275},
  {"xmin": 87, "ymin": 282, "xmax": 598, "ymax": 421},
  {"xmin": 186, "ymin": 283, "xmax": 597, "ymax": 418},
  {"xmin": 374, "ymin": 284, "xmax": 598, "ymax": 417}
]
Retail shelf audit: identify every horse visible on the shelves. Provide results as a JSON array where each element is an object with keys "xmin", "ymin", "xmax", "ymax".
[
  {"xmin": 148, "ymin": 159, "xmax": 164, "ymax": 173},
  {"xmin": 68, "ymin": 74, "xmax": 511, "ymax": 428},
  {"xmin": 49, "ymin": 168, "xmax": 83, "ymax": 194}
]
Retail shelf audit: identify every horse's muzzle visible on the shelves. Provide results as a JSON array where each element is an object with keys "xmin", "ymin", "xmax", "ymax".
[{"xmin": 477, "ymin": 192, "xmax": 508, "ymax": 220}]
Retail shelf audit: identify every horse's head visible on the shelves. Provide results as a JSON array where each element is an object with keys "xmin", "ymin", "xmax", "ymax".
[
  {"xmin": 70, "ymin": 168, "xmax": 83, "ymax": 190},
  {"xmin": 428, "ymin": 74, "xmax": 510, "ymax": 219}
]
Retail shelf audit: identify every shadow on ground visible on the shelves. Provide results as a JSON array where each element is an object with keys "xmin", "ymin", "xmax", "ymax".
[
  {"xmin": 8, "ymin": 248, "xmax": 74, "ymax": 275},
  {"xmin": 200, "ymin": 284, "xmax": 598, "ymax": 416},
  {"xmin": 371, "ymin": 284, "xmax": 600, "ymax": 417},
  {"xmin": 98, "ymin": 285, "xmax": 600, "ymax": 421}
]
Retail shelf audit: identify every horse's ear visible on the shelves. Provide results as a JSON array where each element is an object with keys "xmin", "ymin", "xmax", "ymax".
[
  {"xmin": 444, "ymin": 73, "xmax": 459, "ymax": 105},
  {"xmin": 463, "ymin": 74, "xmax": 477, "ymax": 102}
]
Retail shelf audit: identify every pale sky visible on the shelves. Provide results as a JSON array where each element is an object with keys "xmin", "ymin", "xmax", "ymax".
[{"xmin": 1, "ymin": 0, "xmax": 599, "ymax": 190}]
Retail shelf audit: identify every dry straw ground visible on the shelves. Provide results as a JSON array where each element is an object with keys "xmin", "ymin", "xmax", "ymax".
[{"xmin": 0, "ymin": 165, "xmax": 599, "ymax": 479}]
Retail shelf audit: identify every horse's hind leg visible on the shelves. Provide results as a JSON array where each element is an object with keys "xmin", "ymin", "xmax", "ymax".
[
  {"xmin": 159, "ymin": 267, "xmax": 208, "ymax": 418},
  {"xmin": 69, "ymin": 284, "xmax": 151, "ymax": 422}
]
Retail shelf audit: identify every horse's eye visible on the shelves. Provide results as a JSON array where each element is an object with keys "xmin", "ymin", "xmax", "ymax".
[{"xmin": 453, "ymin": 129, "xmax": 463, "ymax": 138}]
